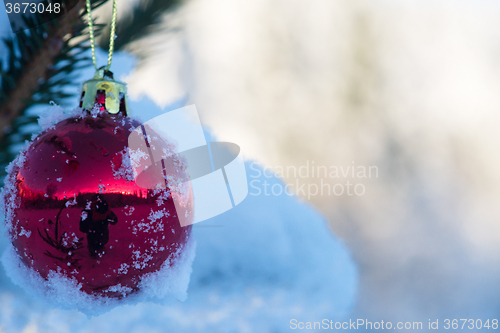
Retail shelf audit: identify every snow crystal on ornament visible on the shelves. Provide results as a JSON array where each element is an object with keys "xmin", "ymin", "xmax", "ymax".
[
  {"xmin": 0, "ymin": 149, "xmax": 27, "ymax": 240},
  {"xmin": 154, "ymin": 190, "xmax": 170, "ymax": 207},
  {"xmin": 117, "ymin": 263, "xmax": 129, "ymax": 275},
  {"xmin": 148, "ymin": 207, "xmax": 170, "ymax": 223},
  {"xmin": 110, "ymin": 148, "xmax": 135, "ymax": 182},
  {"xmin": 61, "ymin": 232, "xmax": 80, "ymax": 248},
  {"xmin": 19, "ymin": 227, "xmax": 31, "ymax": 238},
  {"xmin": 129, "ymin": 148, "xmax": 150, "ymax": 171},
  {"xmin": 89, "ymin": 104, "xmax": 101, "ymax": 119},
  {"xmin": 65, "ymin": 197, "xmax": 77, "ymax": 207},
  {"xmin": 132, "ymin": 211, "xmax": 165, "ymax": 234},
  {"xmin": 37, "ymin": 103, "xmax": 84, "ymax": 131},
  {"xmin": 123, "ymin": 205, "xmax": 135, "ymax": 216}
]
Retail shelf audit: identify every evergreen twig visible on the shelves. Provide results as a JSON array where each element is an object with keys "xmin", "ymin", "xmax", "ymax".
[{"xmin": 0, "ymin": 0, "xmax": 109, "ymax": 137}]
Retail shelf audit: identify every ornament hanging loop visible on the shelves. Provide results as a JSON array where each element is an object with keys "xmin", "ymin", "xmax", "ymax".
[
  {"xmin": 82, "ymin": 0, "xmax": 127, "ymax": 116},
  {"xmin": 106, "ymin": 0, "xmax": 118, "ymax": 71},
  {"xmin": 85, "ymin": 0, "xmax": 118, "ymax": 71},
  {"xmin": 85, "ymin": 0, "xmax": 97, "ymax": 70}
]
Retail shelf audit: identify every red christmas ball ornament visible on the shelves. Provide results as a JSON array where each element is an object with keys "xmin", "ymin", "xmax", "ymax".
[{"xmin": 2, "ymin": 69, "xmax": 193, "ymax": 301}]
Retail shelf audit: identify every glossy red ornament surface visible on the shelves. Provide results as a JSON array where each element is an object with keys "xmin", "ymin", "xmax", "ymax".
[{"xmin": 3, "ymin": 112, "xmax": 192, "ymax": 298}]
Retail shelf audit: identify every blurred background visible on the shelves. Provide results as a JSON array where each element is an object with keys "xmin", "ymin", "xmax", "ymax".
[{"xmin": 2, "ymin": 0, "xmax": 500, "ymax": 331}]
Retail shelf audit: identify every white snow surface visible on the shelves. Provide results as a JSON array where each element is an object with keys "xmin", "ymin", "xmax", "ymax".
[
  {"xmin": 0, "ymin": 51, "xmax": 357, "ymax": 331},
  {"xmin": 0, "ymin": 167, "xmax": 357, "ymax": 331}
]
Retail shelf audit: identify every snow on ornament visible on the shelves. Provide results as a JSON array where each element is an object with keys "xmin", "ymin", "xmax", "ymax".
[{"xmin": 1, "ymin": 68, "xmax": 195, "ymax": 313}]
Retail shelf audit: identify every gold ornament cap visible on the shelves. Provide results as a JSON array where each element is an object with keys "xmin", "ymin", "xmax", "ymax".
[{"xmin": 79, "ymin": 67, "xmax": 129, "ymax": 116}]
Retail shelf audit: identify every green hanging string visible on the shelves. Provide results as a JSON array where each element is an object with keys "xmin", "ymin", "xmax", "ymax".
[
  {"xmin": 85, "ymin": 0, "xmax": 118, "ymax": 71},
  {"xmin": 107, "ymin": 0, "xmax": 118, "ymax": 70}
]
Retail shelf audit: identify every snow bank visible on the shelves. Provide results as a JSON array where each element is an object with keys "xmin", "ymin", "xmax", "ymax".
[{"xmin": 0, "ymin": 158, "xmax": 357, "ymax": 331}]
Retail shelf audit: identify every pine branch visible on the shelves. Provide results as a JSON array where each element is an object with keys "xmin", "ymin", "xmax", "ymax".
[
  {"xmin": 0, "ymin": 0, "xmax": 109, "ymax": 138},
  {"xmin": 98, "ymin": 0, "xmax": 181, "ymax": 52}
]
